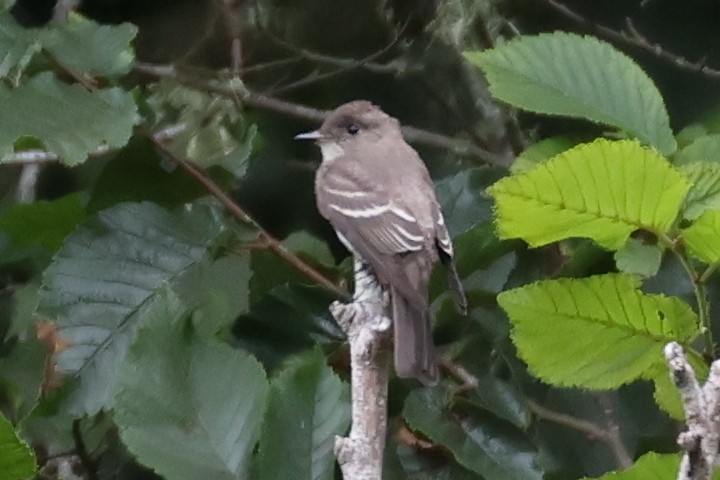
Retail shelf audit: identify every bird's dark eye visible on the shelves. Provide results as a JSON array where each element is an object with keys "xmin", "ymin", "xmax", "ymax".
[{"xmin": 346, "ymin": 124, "xmax": 359, "ymax": 135}]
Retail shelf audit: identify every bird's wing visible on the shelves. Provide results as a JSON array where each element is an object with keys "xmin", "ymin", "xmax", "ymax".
[{"xmin": 317, "ymin": 166, "xmax": 431, "ymax": 307}]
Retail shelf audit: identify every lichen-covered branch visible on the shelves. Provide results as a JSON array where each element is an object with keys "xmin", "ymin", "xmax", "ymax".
[
  {"xmin": 331, "ymin": 258, "xmax": 391, "ymax": 480},
  {"xmin": 665, "ymin": 342, "xmax": 720, "ymax": 480}
]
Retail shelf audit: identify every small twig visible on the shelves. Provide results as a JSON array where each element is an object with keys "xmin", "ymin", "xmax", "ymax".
[
  {"xmin": 133, "ymin": 62, "xmax": 508, "ymax": 165},
  {"xmin": 332, "ymin": 258, "xmax": 392, "ymax": 480},
  {"xmin": 527, "ymin": 399, "xmax": 632, "ymax": 469},
  {"xmin": 543, "ymin": 0, "xmax": 720, "ymax": 80},
  {"xmin": 16, "ymin": 163, "xmax": 40, "ymax": 203},
  {"xmin": 595, "ymin": 393, "xmax": 633, "ymax": 469},
  {"xmin": 439, "ymin": 356, "xmax": 478, "ymax": 393},
  {"xmin": 214, "ymin": 0, "xmax": 244, "ymax": 75},
  {"xmin": 150, "ymin": 135, "xmax": 350, "ymax": 300},
  {"xmin": 664, "ymin": 342, "xmax": 720, "ymax": 480}
]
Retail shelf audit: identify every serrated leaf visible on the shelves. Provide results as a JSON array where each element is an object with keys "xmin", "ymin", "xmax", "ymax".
[
  {"xmin": 403, "ymin": 389, "xmax": 543, "ymax": 480},
  {"xmin": 614, "ymin": 238, "xmax": 662, "ymax": 277},
  {"xmin": 0, "ymin": 73, "xmax": 138, "ymax": 166},
  {"xmin": 646, "ymin": 355, "xmax": 707, "ymax": 421},
  {"xmin": 678, "ymin": 162, "xmax": 720, "ymax": 220},
  {"xmin": 488, "ymin": 139, "xmax": 690, "ymax": 249},
  {"xmin": 114, "ymin": 291, "xmax": 267, "ymax": 480},
  {"xmin": 0, "ymin": 412, "xmax": 36, "ymax": 480},
  {"xmin": 37, "ymin": 201, "xmax": 231, "ymax": 415},
  {"xmin": 674, "ymin": 133, "xmax": 720, "ymax": 165},
  {"xmin": 0, "ymin": 11, "xmax": 40, "ymax": 83},
  {"xmin": 465, "ymin": 32, "xmax": 676, "ymax": 154},
  {"xmin": 435, "ymin": 166, "xmax": 505, "ymax": 236},
  {"xmin": 583, "ymin": 452, "xmax": 681, "ymax": 480},
  {"xmin": 511, "ymin": 136, "xmax": 578, "ymax": 174},
  {"xmin": 258, "ymin": 348, "xmax": 350, "ymax": 480},
  {"xmin": 41, "ymin": 13, "xmax": 137, "ymax": 78},
  {"xmin": 683, "ymin": 210, "xmax": 720, "ymax": 264},
  {"xmin": 497, "ymin": 273, "xmax": 699, "ymax": 388}
]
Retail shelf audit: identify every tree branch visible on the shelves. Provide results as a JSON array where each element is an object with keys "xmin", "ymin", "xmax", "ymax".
[
  {"xmin": 665, "ymin": 342, "xmax": 720, "ymax": 480},
  {"xmin": 331, "ymin": 258, "xmax": 391, "ymax": 480},
  {"xmin": 149, "ymin": 135, "xmax": 350, "ymax": 300},
  {"xmin": 133, "ymin": 62, "xmax": 507, "ymax": 165},
  {"xmin": 543, "ymin": 0, "xmax": 720, "ymax": 80}
]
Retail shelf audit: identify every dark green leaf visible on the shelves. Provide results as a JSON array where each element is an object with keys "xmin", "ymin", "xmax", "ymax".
[
  {"xmin": 37, "ymin": 201, "xmax": 232, "ymax": 415},
  {"xmin": 0, "ymin": 411, "xmax": 36, "ymax": 480},
  {"xmin": 0, "ymin": 73, "xmax": 138, "ymax": 166},
  {"xmin": 0, "ymin": 11, "xmax": 40, "ymax": 82},
  {"xmin": 258, "ymin": 348, "xmax": 350, "ymax": 480},
  {"xmin": 115, "ymin": 289, "xmax": 267, "ymax": 480},
  {"xmin": 404, "ymin": 389, "xmax": 543, "ymax": 480}
]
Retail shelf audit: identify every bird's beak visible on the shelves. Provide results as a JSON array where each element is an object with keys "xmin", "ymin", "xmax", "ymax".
[{"xmin": 294, "ymin": 129, "xmax": 325, "ymax": 141}]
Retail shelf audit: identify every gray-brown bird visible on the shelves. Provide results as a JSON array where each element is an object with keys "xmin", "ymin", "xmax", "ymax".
[{"xmin": 296, "ymin": 101, "xmax": 466, "ymax": 385}]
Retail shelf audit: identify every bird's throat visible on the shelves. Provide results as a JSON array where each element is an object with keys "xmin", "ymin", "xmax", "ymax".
[{"xmin": 320, "ymin": 142, "xmax": 345, "ymax": 162}]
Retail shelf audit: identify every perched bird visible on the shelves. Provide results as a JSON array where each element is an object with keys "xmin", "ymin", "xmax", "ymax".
[{"xmin": 296, "ymin": 101, "xmax": 466, "ymax": 385}]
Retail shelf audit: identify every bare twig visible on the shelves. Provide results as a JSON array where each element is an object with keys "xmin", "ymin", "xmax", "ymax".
[
  {"xmin": 332, "ymin": 258, "xmax": 392, "ymax": 480},
  {"xmin": 150, "ymin": 135, "xmax": 350, "ymax": 300},
  {"xmin": 133, "ymin": 62, "xmax": 507, "ymax": 164},
  {"xmin": 214, "ymin": 0, "xmax": 244, "ymax": 75},
  {"xmin": 52, "ymin": 0, "xmax": 81, "ymax": 23},
  {"xmin": 543, "ymin": 0, "xmax": 720, "ymax": 79},
  {"xmin": 595, "ymin": 393, "xmax": 633, "ymax": 469},
  {"xmin": 527, "ymin": 398, "xmax": 632, "ymax": 469},
  {"xmin": 665, "ymin": 342, "xmax": 720, "ymax": 480},
  {"xmin": 439, "ymin": 356, "xmax": 478, "ymax": 393}
]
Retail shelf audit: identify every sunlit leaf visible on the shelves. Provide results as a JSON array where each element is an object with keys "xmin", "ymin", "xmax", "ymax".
[
  {"xmin": 258, "ymin": 348, "xmax": 350, "ymax": 480},
  {"xmin": 0, "ymin": 73, "xmax": 138, "ymax": 166},
  {"xmin": 0, "ymin": 412, "xmax": 36, "ymax": 480},
  {"xmin": 682, "ymin": 210, "xmax": 720, "ymax": 264},
  {"xmin": 582, "ymin": 452, "xmax": 680, "ymax": 480},
  {"xmin": 512, "ymin": 136, "xmax": 578, "ymax": 174},
  {"xmin": 465, "ymin": 32, "xmax": 676, "ymax": 154},
  {"xmin": 498, "ymin": 274, "xmax": 699, "ymax": 388},
  {"xmin": 488, "ymin": 139, "xmax": 689, "ymax": 249}
]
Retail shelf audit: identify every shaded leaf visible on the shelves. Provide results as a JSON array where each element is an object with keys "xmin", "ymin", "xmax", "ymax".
[
  {"xmin": 404, "ymin": 389, "xmax": 543, "ymax": 480},
  {"xmin": 0, "ymin": 335, "xmax": 46, "ymax": 421},
  {"xmin": 488, "ymin": 139, "xmax": 689, "ymax": 249},
  {"xmin": 583, "ymin": 452, "xmax": 680, "ymax": 480},
  {"xmin": 0, "ymin": 411, "xmax": 36, "ymax": 480},
  {"xmin": 37, "ymin": 201, "xmax": 231, "ymax": 415},
  {"xmin": 465, "ymin": 32, "xmax": 676, "ymax": 154},
  {"xmin": 258, "ymin": 348, "xmax": 350, "ymax": 480},
  {"xmin": 498, "ymin": 274, "xmax": 699, "ymax": 388},
  {"xmin": 115, "ymin": 290, "xmax": 267, "ymax": 480},
  {"xmin": 41, "ymin": 13, "xmax": 137, "ymax": 78},
  {"xmin": 0, "ymin": 11, "xmax": 40, "ymax": 82},
  {"xmin": 614, "ymin": 238, "xmax": 663, "ymax": 277},
  {"xmin": 435, "ymin": 166, "xmax": 506, "ymax": 236},
  {"xmin": 0, "ymin": 73, "xmax": 138, "ymax": 166},
  {"xmin": 678, "ymin": 161, "xmax": 720, "ymax": 220},
  {"xmin": 674, "ymin": 133, "xmax": 720, "ymax": 165},
  {"xmin": 512, "ymin": 136, "xmax": 578, "ymax": 174},
  {"xmin": 282, "ymin": 230, "xmax": 336, "ymax": 267},
  {"xmin": 683, "ymin": 210, "xmax": 720, "ymax": 264}
]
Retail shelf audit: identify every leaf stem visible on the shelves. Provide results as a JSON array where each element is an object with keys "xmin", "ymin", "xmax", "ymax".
[{"xmin": 659, "ymin": 233, "xmax": 714, "ymax": 357}]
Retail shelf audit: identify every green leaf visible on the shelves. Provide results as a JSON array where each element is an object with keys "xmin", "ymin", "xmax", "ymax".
[
  {"xmin": 497, "ymin": 273, "xmax": 699, "ymax": 388},
  {"xmin": 403, "ymin": 389, "xmax": 543, "ymax": 480},
  {"xmin": 683, "ymin": 210, "xmax": 720, "ymax": 264},
  {"xmin": 0, "ymin": 12, "xmax": 40, "ymax": 83},
  {"xmin": 583, "ymin": 452, "xmax": 680, "ymax": 480},
  {"xmin": 678, "ymin": 162, "xmax": 720, "ymax": 220},
  {"xmin": 0, "ymin": 73, "xmax": 139, "ymax": 166},
  {"xmin": 0, "ymin": 411, "xmax": 36, "ymax": 480},
  {"xmin": 488, "ymin": 139, "xmax": 690, "ymax": 249},
  {"xmin": 0, "ymin": 192, "xmax": 85, "ymax": 264},
  {"xmin": 0, "ymin": 335, "xmax": 46, "ymax": 421},
  {"xmin": 114, "ymin": 290, "xmax": 267, "ymax": 480},
  {"xmin": 646, "ymin": 355, "xmax": 707, "ymax": 421},
  {"xmin": 465, "ymin": 32, "xmax": 676, "ymax": 154},
  {"xmin": 614, "ymin": 238, "xmax": 663, "ymax": 277},
  {"xmin": 282, "ymin": 230, "xmax": 336, "ymax": 268},
  {"xmin": 258, "ymin": 348, "xmax": 350, "ymax": 480},
  {"xmin": 41, "ymin": 13, "xmax": 137, "ymax": 78},
  {"xmin": 435, "ymin": 166, "xmax": 506, "ymax": 236},
  {"xmin": 37, "ymin": 201, "xmax": 231, "ymax": 415},
  {"xmin": 674, "ymin": 133, "xmax": 720, "ymax": 165},
  {"xmin": 511, "ymin": 136, "xmax": 578, "ymax": 174}
]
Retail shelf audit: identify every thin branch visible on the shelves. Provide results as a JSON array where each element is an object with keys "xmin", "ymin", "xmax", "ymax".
[
  {"xmin": 133, "ymin": 62, "xmax": 508, "ymax": 165},
  {"xmin": 543, "ymin": 0, "xmax": 720, "ymax": 80},
  {"xmin": 150, "ymin": 135, "xmax": 350, "ymax": 300},
  {"xmin": 595, "ymin": 393, "xmax": 633, "ymax": 469},
  {"xmin": 72, "ymin": 419, "xmax": 99, "ymax": 480},
  {"xmin": 527, "ymin": 399, "xmax": 632, "ymax": 469}
]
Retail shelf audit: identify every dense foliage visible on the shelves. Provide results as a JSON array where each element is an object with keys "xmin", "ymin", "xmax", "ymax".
[{"xmin": 2, "ymin": 1, "xmax": 720, "ymax": 479}]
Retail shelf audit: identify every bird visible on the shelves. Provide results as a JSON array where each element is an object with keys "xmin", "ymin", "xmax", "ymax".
[{"xmin": 295, "ymin": 100, "xmax": 466, "ymax": 385}]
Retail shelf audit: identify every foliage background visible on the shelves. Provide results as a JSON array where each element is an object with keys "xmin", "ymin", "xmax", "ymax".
[{"xmin": 2, "ymin": 0, "xmax": 720, "ymax": 479}]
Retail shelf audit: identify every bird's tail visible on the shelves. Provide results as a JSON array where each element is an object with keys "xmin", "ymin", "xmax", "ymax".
[{"xmin": 392, "ymin": 287, "xmax": 438, "ymax": 386}]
